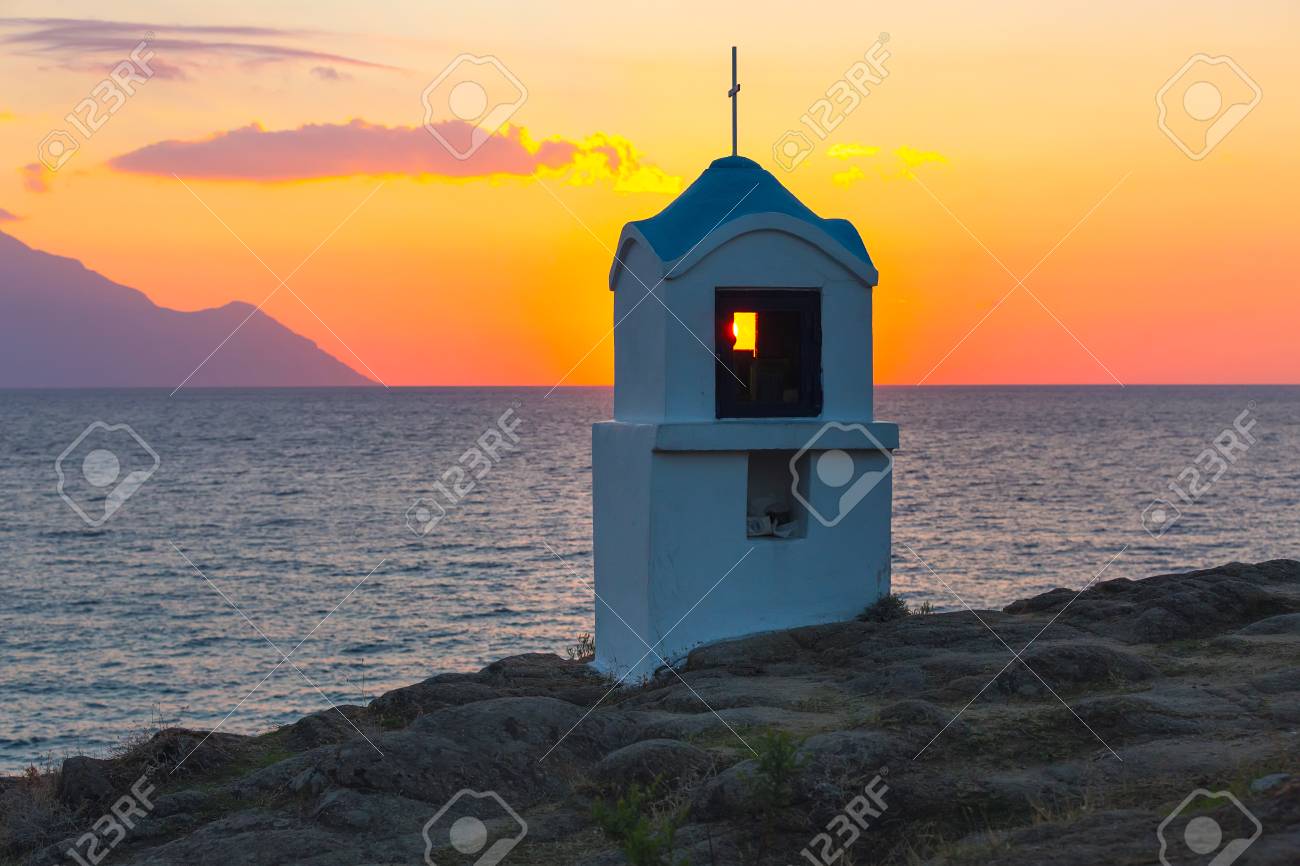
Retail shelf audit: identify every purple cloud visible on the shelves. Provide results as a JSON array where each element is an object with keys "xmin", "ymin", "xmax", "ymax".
[
  {"xmin": 110, "ymin": 120, "xmax": 591, "ymax": 181},
  {"xmin": 0, "ymin": 207, "xmax": 20, "ymax": 221},
  {"xmin": 311, "ymin": 65, "xmax": 347, "ymax": 82},
  {"xmin": 0, "ymin": 17, "xmax": 397, "ymax": 74},
  {"xmin": 21, "ymin": 163, "xmax": 48, "ymax": 193}
]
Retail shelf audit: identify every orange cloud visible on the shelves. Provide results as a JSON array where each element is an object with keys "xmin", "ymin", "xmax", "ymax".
[
  {"xmin": 553, "ymin": 132, "xmax": 681, "ymax": 193},
  {"xmin": 830, "ymin": 143, "xmax": 948, "ymax": 186},
  {"xmin": 108, "ymin": 119, "xmax": 677, "ymax": 190}
]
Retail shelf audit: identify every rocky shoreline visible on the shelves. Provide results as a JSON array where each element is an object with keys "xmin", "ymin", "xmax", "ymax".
[{"xmin": 3, "ymin": 560, "xmax": 1298, "ymax": 865}]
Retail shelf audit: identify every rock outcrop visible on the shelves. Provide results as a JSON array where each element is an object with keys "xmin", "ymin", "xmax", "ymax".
[{"xmin": 3, "ymin": 560, "xmax": 1298, "ymax": 865}]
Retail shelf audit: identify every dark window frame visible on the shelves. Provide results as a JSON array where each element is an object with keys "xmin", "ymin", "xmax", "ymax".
[{"xmin": 715, "ymin": 289, "xmax": 823, "ymax": 418}]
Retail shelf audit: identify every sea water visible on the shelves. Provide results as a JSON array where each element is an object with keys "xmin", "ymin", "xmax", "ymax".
[{"xmin": 1, "ymin": 385, "xmax": 1295, "ymax": 771}]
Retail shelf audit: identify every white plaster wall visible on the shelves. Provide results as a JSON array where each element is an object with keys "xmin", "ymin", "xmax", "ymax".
[
  {"xmin": 611, "ymin": 242, "xmax": 669, "ymax": 422},
  {"xmin": 821, "ymin": 280, "xmax": 873, "ymax": 421},
  {"xmin": 659, "ymin": 230, "xmax": 875, "ymax": 422},
  {"xmin": 591, "ymin": 421, "xmax": 656, "ymax": 676},
  {"xmin": 594, "ymin": 442, "xmax": 892, "ymax": 681}
]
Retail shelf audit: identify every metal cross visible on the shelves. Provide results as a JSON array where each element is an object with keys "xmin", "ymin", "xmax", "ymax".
[{"xmin": 729, "ymin": 46, "xmax": 740, "ymax": 156}]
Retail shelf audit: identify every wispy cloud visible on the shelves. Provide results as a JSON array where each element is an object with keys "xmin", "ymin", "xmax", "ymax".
[
  {"xmin": 0, "ymin": 207, "xmax": 21, "ymax": 221},
  {"xmin": 830, "ymin": 143, "xmax": 948, "ymax": 186},
  {"xmin": 0, "ymin": 17, "xmax": 396, "ymax": 75},
  {"xmin": 895, "ymin": 146, "xmax": 948, "ymax": 170},
  {"xmin": 20, "ymin": 163, "xmax": 50, "ymax": 193},
  {"xmin": 109, "ymin": 119, "xmax": 680, "ymax": 192},
  {"xmin": 832, "ymin": 165, "xmax": 867, "ymax": 188},
  {"xmin": 826, "ymin": 143, "xmax": 880, "ymax": 159},
  {"xmin": 311, "ymin": 65, "xmax": 348, "ymax": 82}
]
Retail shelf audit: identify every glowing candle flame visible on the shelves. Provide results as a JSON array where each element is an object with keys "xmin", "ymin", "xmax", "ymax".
[{"xmin": 731, "ymin": 312, "xmax": 756, "ymax": 353}]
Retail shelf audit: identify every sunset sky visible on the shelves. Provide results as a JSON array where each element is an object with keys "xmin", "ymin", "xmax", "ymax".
[{"xmin": 3, "ymin": 1, "xmax": 1297, "ymax": 385}]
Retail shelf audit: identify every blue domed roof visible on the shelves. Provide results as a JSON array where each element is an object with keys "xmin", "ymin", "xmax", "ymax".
[{"xmin": 625, "ymin": 155, "xmax": 874, "ymax": 271}]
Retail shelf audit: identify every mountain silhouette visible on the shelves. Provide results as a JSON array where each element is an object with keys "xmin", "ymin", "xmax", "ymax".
[{"xmin": 0, "ymin": 232, "xmax": 373, "ymax": 387}]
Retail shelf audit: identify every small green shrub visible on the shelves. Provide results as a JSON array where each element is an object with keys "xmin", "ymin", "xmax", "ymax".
[
  {"xmin": 749, "ymin": 729, "xmax": 803, "ymax": 809},
  {"xmin": 592, "ymin": 782, "xmax": 687, "ymax": 866},
  {"xmin": 376, "ymin": 712, "xmax": 406, "ymax": 730},
  {"xmin": 858, "ymin": 593, "xmax": 912, "ymax": 622},
  {"xmin": 592, "ymin": 782, "xmax": 647, "ymax": 839},
  {"xmin": 734, "ymin": 730, "xmax": 805, "ymax": 865}
]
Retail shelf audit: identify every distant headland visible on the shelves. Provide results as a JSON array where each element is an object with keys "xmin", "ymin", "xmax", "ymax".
[{"xmin": 0, "ymin": 232, "xmax": 372, "ymax": 388}]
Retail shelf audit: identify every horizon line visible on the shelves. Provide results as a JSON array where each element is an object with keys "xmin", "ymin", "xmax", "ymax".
[{"xmin": 3, "ymin": 382, "xmax": 1299, "ymax": 391}]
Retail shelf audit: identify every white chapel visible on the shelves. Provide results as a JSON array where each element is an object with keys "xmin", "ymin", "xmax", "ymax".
[{"xmin": 591, "ymin": 143, "xmax": 899, "ymax": 680}]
